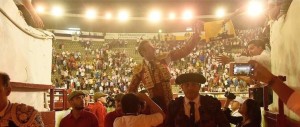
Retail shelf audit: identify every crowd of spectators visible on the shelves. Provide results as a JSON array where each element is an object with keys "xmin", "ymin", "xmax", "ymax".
[{"xmin": 51, "ymin": 27, "xmax": 264, "ymax": 103}]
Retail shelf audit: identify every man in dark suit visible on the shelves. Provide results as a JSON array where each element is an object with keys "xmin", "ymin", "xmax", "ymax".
[{"xmin": 166, "ymin": 73, "xmax": 230, "ymax": 127}]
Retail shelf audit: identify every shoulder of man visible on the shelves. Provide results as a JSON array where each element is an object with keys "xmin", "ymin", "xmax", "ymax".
[
  {"xmin": 200, "ymin": 95, "xmax": 221, "ymax": 111},
  {"xmin": 155, "ymin": 52, "xmax": 170, "ymax": 61},
  {"xmin": 132, "ymin": 63, "xmax": 143, "ymax": 74},
  {"xmin": 10, "ymin": 103, "xmax": 44, "ymax": 127}
]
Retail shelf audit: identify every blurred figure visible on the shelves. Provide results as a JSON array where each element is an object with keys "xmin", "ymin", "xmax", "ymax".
[
  {"xmin": 249, "ymin": 60, "xmax": 300, "ymax": 116},
  {"xmin": 14, "ymin": 0, "xmax": 44, "ymax": 28},
  {"xmin": 87, "ymin": 92, "xmax": 107, "ymax": 127},
  {"xmin": 60, "ymin": 91, "xmax": 98, "ymax": 127},
  {"xmin": 217, "ymin": 40, "xmax": 270, "ymax": 71},
  {"xmin": 113, "ymin": 93, "xmax": 165, "ymax": 127},
  {"xmin": 223, "ymin": 92, "xmax": 261, "ymax": 127},
  {"xmin": 104, "ymin": 93, "xmax": 124, "ymax": 127},
  {"xmin": 0, "ymin": 72, "xmax": 44, "ymax": 126}
]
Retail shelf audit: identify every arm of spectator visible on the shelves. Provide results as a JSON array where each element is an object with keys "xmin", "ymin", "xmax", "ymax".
[
  {"xmin": 21, "ymin": 0, "xmax": 44, "ymax": 28},
  {"xmin": 248, "ymin": 60, "xmax": 300, "ymax": 116},
  {"xmin": 136, "ymin": 93, "xmax": 165, "ymax": 119},
  {"xmin": 216, "ymin": 55, "xmax": 233, "ymax": 65},
  {"xmin": 128, "ymin": 73, "xmax": 142, "ymax": 93}
]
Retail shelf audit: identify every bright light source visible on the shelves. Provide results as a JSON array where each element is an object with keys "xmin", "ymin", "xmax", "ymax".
[
  {"xmin": 68, "ymin": 28, "xmax": 81, "ymax": 31},
  {"xmin": 85, "ymin": 9, "xmax": 97, "ymax": 20},
  {"xmin": 105, "ymin": 12, "xmax": 112, "ymax": 20},
  {"xmin": 168, "ymin": 12, "xmax": 176, "ymax": 20},
  {"xmin": 247, "ymin": 1, "xmax": 264, "ymax": 17},
  {"xmin": 158, "ymin": 29, "xmax": 162, "ymax": 33},
  {"xmin": 148, "ymin": 10, "xmax": 161, "ymax": 22},
  {"xmin": 118, "ymin": 10, "xmax": 129, "ymax": 22},
  {"xmin": 36, "ymin": 5, "xmax": 45, "ymax": 14},
  {"xmin": 216, "ymin": 8, "xmax": 225, "ymax": 18},
  {"xmin": 182, "ymin": 10, "xmax": 193, "ymax": 20},
  {"xmin": 186, "ymin": 27, "xmax": 192, "ymax": 31},
  {"xmin": 51, "ymin": 6, "xmax": 63, "ymax": 17}
]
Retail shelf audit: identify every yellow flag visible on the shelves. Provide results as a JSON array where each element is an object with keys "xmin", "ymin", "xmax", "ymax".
[{"xmin": 204, "ymin": 20, "xmax": 236, "ymax": 42}]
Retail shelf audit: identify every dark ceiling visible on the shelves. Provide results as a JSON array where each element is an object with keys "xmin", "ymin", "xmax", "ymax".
[{"xmin": 35, "ymin": 0, "xmax": 265, "ymax": 33}]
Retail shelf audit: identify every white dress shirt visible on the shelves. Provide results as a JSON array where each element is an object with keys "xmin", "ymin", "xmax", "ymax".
[{"xmin": 184, "ymin": 95, "xmax": 201, "ymax": 122}]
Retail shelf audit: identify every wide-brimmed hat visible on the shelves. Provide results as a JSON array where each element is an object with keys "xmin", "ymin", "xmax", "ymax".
[{"xmin": 175, "ymin": 73, "xmax": 206, "ymax": 84}]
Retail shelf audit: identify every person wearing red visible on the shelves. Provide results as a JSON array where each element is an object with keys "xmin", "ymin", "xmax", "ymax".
[
  {"xmin": 104, "ymin": 93, "xmax": 124, "ymax": 127},
  {"xmin": 60, "ymin": 91, "xmax": 98, "ymax": 127},
  {"xmin": 88, "ymin": 92, "xmax": 107, "ymax": 127}
]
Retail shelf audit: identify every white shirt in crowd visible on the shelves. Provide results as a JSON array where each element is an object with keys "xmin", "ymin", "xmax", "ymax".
[{"xmin": 113, "ymin": 113, "xmax": 163, "ymax": 127}]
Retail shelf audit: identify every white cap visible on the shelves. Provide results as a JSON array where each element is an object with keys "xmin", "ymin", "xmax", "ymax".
[{"xmin": 233, "ymin": 96, "xmax": 245, "ymax": 104}]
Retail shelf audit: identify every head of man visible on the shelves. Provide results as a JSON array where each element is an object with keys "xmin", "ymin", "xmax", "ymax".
[
  {"xmin": 176, "ymin": 73, "xmax": 206, "ymax": 100},
  {"xmin": 231, "ymin": 97, "xmax": 244, "ymax": 111},
  {"xmin": 247, "ymin": 40, "xmax": 265, "ymax": 56},
  {"xmin": 94, "ymin": 92, "xmax": 107, "ymax": 104},
  {"xmin": 121, "ymin": 93, "xmax": 142, "ymax": 114},
  {"xmin": 68, "ymin": 91, "xmax": 86, "ymax": 110},
  {"xmin": 0, "ymin": 72, "xmax": 11, "ymax": 110},
  {"xmin": 138, "ymin": 40, "xmax": 156, "ymax": 61},
  {"xmin": 114, "ymin": 93, "xmax": 124, "ymax": 109}
]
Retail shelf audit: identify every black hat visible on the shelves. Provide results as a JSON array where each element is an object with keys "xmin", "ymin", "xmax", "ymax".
[{"xmin": 175, "ymin": 73, "xmax": 206, "ymax": 84}]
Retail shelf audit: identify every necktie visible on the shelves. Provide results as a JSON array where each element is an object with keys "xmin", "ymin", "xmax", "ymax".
[{"xmin": 189, "ymin": 101, "xmax": 195, "ymax": 125}]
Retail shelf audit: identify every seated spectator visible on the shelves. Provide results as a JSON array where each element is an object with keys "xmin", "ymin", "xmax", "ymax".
[
  {"xmin": 249, "ymin": 60, "xmax": 300, "ymax": 116},
  {"xmin": 166, "ymin": 73, "xmax": 230, "ymax": 127},
  {"xmin": 0, "ymin": 72, "xmax": 44, "ymax": 126},
  {"xmin": 60, "ymin": 91, "xmax": 98, "ymax": 127},
  {"xmin": 104, "ymin": 93, "xmax": 124, "ymax": 127},
  {"xmin": 223, "ymin": 98, "xmax": 261, "ymax": 127},
  {"xmin": 113, "ymin": 93, "xmax": 165, "ymax": 127}
]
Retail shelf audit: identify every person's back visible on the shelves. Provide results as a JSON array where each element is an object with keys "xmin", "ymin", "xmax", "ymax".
[{"xmin": 113, "ymin": 93, "xmax": 165, "ymax": 127}]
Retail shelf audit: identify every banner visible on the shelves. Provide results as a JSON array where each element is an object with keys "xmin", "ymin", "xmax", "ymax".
[{"xmin": 204, "ymin": 20, "xmax": 236, "ymax": 42}]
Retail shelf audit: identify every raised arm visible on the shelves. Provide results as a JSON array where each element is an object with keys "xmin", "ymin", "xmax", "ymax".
[
  {"xmin": 21, "ymin": 0, "xmax": 44, "ymax": 28},
  {"xmin": 170, "ymin": 33, "xmax": 201, "ymax": 61}
]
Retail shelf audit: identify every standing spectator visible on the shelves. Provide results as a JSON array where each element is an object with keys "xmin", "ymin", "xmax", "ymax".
[
  {"xmin": 166, "ymin": 73, "xmax": 230, "ymax": 127},
  {"xmin": 60, "ymin": 91, "xmax": 98, "ymax": 127},
  {"xmin": 0, "ymin": 72, "xmax": 44, "ymax": 126},
  {"xmin": 87, "ymin": 92, "xmax": 107, "ymax": 127}
]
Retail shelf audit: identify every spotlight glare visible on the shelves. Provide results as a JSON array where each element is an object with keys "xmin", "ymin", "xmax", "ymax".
[
  {"xmin": 36, "ymin": 5, "xmax": 45, "ymax": 14},
  {"xmin": 247, "ymin": 1, "xmax": 264, "ymax": 17},
  {"xmin": 216, "ymin": 8, "xmax": 225, "ymax": 18},
  {"xmin": 118, "ymin": 11, "xmax": 129, "ymax": 22},
  {"xmin": 182, "ymin": 10, "xmax": 193, "ymax": 20},
  {"xmin": 51, "ymin": 6, "xmax": 63, "ymax": 17},
  {"xmin": 168, "ymin": 12, "xmax": 176, "ymax": 20},
  {"xmin": 148, "ymin": 10, "xmax": 161, "ymax": 23},
  {"xmin": 105, "ymin": 12, "xmax": 112, "ymax": 20},
  {"xmin": 85, "ymin": 9, "xmax": 97, "ymax": 20}
]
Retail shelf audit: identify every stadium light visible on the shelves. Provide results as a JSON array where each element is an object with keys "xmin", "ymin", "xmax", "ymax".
[
  {"xmin": 85, "ymin": 9, "xmax": 97, "ymax": 20},
  {"xmin": 158, "ymin": 29, "xmax": 162, "ymax": 33},
  {"xmin": 105, "ymin": 12, "xmax": 112, "ymax": 20},
  {"xmin": 36, "ymin": 5, "xmax": 45, "ymax": 14},
  {"xmin": 182, "ymin": 10, "xmax": 193, "ymax": 21},
  {"xmin": 168, "ymin": 12, "xmax": 176, "ymax": 20},
  {"xmin": 148, "ymin": 10, "xmax": 161, "ymax": 23},
  {"xmin": 247, "ymin": 1, "xmax": 264, "ymax": 17},
  {"xmin": 118, "ymin": 10, "xmax": 129, "ymax": 22},
  {"xmin": 51, "ymin": 6, "xmax": 63, "ymax": 17},
  {"xmin": 216, "ymin": 8, "xmax": 225, "ymax": 18}
]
